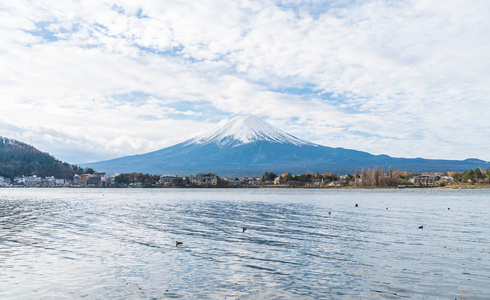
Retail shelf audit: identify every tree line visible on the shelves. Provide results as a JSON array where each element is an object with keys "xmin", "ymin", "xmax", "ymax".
[
  {"xmin": 114, "ymin": 172, "xmax": 227, "ymax": 187},
  {"xmin": 451, "ymin": 167, "xmax": 490, "ymax": 184},
  {"xmin": 0, "ymin": 137, "xmax": 86, "ymax": 179},
  {"xmin": 354, "ymin": 166, "xmax": 411, "ymax": 187},
  {"xmin": 260, "ymin": 165, "xmax": 490, "ymax": 187}
]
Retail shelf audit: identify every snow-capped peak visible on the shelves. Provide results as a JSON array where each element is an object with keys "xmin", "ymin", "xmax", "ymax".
[{"xmin": 187, "ymin": 114, "xmax": 314, "ymax": 147}]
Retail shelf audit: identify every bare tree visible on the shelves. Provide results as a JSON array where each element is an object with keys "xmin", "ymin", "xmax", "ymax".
[
  {"xmin": 366, "ymin": 168, "xmax": 373, "ymax": 186},
  {"xmin": 360, "ymin": 168, "xmax": 367, "ymax": 186}
]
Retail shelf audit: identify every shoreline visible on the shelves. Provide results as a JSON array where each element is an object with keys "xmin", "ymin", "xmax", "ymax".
[{"xmin": 1, "ymin": 185, "xmax": 489, "ymax": 190}]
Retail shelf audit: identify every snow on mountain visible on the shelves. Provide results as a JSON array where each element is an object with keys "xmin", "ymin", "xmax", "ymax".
[
  {"xmin": 84, "ymin": 114, "xmax": 489, "ymax": 176},
  {"xmin": 187, "ymin": 114, "xmax": 314, "ymax": 147}
]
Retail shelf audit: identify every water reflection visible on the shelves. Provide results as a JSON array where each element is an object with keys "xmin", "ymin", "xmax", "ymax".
[{"xmin": 0, "ymin": 189, "xmax": 489, "ymax": 299}]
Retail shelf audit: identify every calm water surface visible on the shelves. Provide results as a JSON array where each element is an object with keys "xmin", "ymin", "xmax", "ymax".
[{"xmin": 0, "ymin": 188, "xmax": 489, "ymax": 299}]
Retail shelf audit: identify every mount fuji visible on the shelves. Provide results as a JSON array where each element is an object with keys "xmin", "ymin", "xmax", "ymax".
[{"xmin": 85, "ymin": 114, "xmax": 487, "ymax": 176}]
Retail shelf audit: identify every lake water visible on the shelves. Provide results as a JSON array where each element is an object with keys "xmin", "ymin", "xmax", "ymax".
[{"xmin": 0, "ymin": 188, "xmax": 489, "ymax": 299}]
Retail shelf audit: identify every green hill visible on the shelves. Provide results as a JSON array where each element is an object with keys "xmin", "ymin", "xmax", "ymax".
[{"xmin": 0, "ymin": 137, "xmax": 83, "ymax": 179}]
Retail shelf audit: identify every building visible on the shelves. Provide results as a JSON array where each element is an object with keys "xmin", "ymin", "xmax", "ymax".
[
  {"xmin": 159, "ymin": 174, "xmax": 179, "ymax": 186},
  {"xmin": 327, "ymin": 180, "xmax": 345, "ymax": 187},
  {"xmin": 129, "ymin": 181, "xmax": 143, "ymax": 187},
  {"xmin": 13, "ymin": 177, "xmax": 23, "ymax": 185},
  {"xmin": 0, "ymin": 176, "xmax": 6, "ymax": 187},
  {"xmin": 440, "ymin": 176, "xmax": 453, "ymax": 182},
  {"xmin": 93, "ymin": 172, "xmax": 107, "ymax": 182},
  {"xmin": 239, "ymin": 176, "xmax": 261, "ymax": 186},
  {"xmin": 23, "ymin": 175, "xmax": 42, "ymax": 187},
  {"xmin": 227, "ymin": 178, "xmax": 242, "ymax": 186},
  {"xmin": 87, "ymin": 175, "xmax": 102, "ymax": 185},
  {"xmin": 75, "ymin": 174, "xmax": 91, "ymax": 186},
  {"xmin": 109, "ymin": 174, "xmax": 118, "ymax": 186},
  {"xmin": 249, "ymin": 178, "xmax": 261, "ymax": 186},
  {"xmin": 412, "ymin": 175, "xmax": 441, "ymax": 185},
  {"xmin": 190, "ymin": 176, "xmax": 218, "ymax": 186},
  {"xmin": 55, "ymin": 178, "xmax": 67, "ymax": 186},
  {"xmin": 308, "ymin": 179, "xmax": 323, "ymax": 186},
  {"xmin": 41, "ymin": 176, "xmax": 56, "ymax": 187}
]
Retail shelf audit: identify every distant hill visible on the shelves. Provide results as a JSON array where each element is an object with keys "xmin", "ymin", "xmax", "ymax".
[
  {"xmin": 0, "ymin": 137, "xmax": 82, "ymax": 179},
  {"xmin": 84, "ymin": 114, "xmax": 489, "ymax": 176}
]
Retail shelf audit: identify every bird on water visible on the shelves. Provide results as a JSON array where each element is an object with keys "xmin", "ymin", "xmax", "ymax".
[
  {"xmin": 355, "ymin": 204, "xmax": 358, "ymax": 207},
  {"xmin": 176, "ymin": 241, "xmax": 183, "ymax": 246},
  {"xmin": 242, "ymin": 227, "xmax": 247, "ymax": 233},
  {"xmin": 418, "ymin": 225, "xmax": 423, "ymax": 229}
]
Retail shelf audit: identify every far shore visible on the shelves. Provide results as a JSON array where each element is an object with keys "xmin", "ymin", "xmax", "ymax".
[{"xmin": 1, "ymin": 185, "xmax": 489, "ymax": 190}]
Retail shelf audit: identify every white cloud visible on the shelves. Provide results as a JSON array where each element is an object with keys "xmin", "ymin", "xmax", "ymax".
[{"xmin": 0, "ymin": 0, "xmax": 489, "ymax": 164}]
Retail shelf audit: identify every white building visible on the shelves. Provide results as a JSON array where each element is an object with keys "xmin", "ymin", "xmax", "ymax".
[
  {"xmin": 23, "ymin": 175, "xmax": 41, "ymax": 187},
  {"xmin": 55, "ymin": 179, "xmax": 67, "ymax": 186},
  {"xmin": 159, "ymin": 174, "xmax": 179, "ymax": 186},
  {"xmin": 190, "ymin": 176, "xmax": 218, "ymax": 186},
  {"xmin": 44, "ymin": 176, "xmax": 56, "ymax": 186}
]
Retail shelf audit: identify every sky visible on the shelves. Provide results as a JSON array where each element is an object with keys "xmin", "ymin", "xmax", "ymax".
[{"xmin": 0, "ymin": 0, "xmax": 489, "ymax": 164}]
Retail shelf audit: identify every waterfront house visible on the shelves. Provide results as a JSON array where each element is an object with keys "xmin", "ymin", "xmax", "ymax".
[
  {"xmin": 75, "ymin": 174, "xmax": 92, "ymax": 186},
  {"xmin": 87, "ymin": 175, "xmax": 102, "ymax": 186},
  {"xmin": 55, "ymin": 178, "xmax": 67, "ymax": 186},
  {"xmin": 228, "ymin": 179, "xmax": 241, "ymax": 186},
  {"xmin": 108, "ymin": 174, "xmax": 118, "ymax": 186},
  {"xmin": 23, "ymin": 175, "xmax": 42, "ymax": 187},
  {"xmin": 412, "ymin": 175, "xmax": 441, "ymax": 186},
  {"xmin": 129, "ymin": 181, "xmax": 143, "ymax": 187},
  {"xmin": 159, "ymin": 174, "xmax": 179, "ymax": 186},
  {"xmin": 42, "ymin": 176, "xmax": 56, "ymax": 187},
  {"xmin": 328, "ymin": 180, "xmax": 345, "ymax": 187},
  {"xmin": 440, "ymin": 176, "xmax": 453, "ymax": 182},
  {"xmin": 190, "ymin": 176, "xmax": 218, "ymax": 186},
  {"xmin": 93, "ymin": 172, "xmax": 107, "ymax": 182}
]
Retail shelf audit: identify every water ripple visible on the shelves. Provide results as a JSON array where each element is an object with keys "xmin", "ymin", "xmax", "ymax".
[{"xmin": 0, "ymin": 188, "xmax": 489, "ymax": 299}]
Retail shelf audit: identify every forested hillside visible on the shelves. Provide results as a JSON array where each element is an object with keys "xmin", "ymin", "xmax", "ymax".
[{"xmin": 0, "ymin": 137, "xmax": 83, "ymax": 179}]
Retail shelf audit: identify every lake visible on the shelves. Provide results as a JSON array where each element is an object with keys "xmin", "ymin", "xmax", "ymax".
[{"xmin": 0, "ymin": 188, "xmax": 489, "ymax": 299}]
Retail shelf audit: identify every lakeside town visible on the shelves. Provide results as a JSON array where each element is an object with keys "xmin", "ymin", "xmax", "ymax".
[{"xmin": 1, "ymin": 166, "xmax": 489, "ymax": 189}]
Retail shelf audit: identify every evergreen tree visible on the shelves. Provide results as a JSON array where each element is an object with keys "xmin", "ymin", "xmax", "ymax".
[
  {"xmin": 373, "ymin": 166, "xmax": 380, "ymax": 186},
  {"xmin": 462, "ymin": 169, "xmax": 474, "ymax": 183},
  {"xmin": 262, "ymin": 172, "xmax": 278, "ymax": 182},
  {"xmin": 453, "ymin": 172, "xmax": 462, "ymax": 182},
  {"xmin": 474, "ymin": 168, "xmax": 485, "ymax": 180},
  {"xmin": 0, "ymin": 136, "xmax": 84, "ymax": 179}
]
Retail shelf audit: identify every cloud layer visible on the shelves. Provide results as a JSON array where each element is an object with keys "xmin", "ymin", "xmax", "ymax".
[{"xmin": 1, "ymin": 0, "xmax": 489, "ymax": 164}]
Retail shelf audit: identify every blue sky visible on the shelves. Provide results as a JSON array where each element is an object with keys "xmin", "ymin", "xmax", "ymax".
[{"xmin": 0, "ymin": 0, "xmax": 489, "ymax": 163}]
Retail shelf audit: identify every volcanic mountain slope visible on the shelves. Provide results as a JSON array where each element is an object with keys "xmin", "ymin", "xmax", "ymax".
[{"xmin": 84, "ymin": 115, "xmax": 488, "ymax": 176}]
